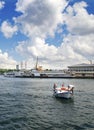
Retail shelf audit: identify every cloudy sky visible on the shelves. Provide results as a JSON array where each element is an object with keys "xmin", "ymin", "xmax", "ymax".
[{"xmin": 0, "ymin": 0, "xmax": 94, "ymax": 69}]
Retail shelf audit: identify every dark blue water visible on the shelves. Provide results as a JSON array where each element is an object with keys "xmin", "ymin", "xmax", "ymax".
[{"xmin": 0, "ymin": 76, "xmax": 94, "ymax": 130}]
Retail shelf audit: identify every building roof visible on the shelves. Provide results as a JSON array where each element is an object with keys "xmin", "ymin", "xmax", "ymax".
[{"xmin": 68, "ymin": 63, "xmax": 94, "ymax": 68}]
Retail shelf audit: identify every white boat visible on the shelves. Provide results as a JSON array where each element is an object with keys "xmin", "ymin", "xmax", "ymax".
[
  {"xmin": 4, "ymin": 70, "xmax": 26, "ymax": 78},
  {"xmin": 4, "ymin": 72, "xmax": 15, "ymax": 77},
  {"xmin": 53, "ymin": 84, "xmax": 74, "ymax": 99}
]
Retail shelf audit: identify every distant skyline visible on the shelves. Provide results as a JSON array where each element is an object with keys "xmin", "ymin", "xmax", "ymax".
[{"xmin": 0, "ymin": 0, "xmax": 94, "ymax": 69}]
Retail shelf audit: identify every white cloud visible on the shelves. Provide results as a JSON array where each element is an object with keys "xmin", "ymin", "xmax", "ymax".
[
  {"xmin": 16, "ymin": 37, "xmax": 66, "ymax": 69},
  {"xmin": 16, "ymin": 37, "xmax": 57, "ymax": 60},
  {"xmin": 14, "ymin": 1, "xmax": 94, "ymax": 69},
  {"xmin": 0, "ymin": 50, "xmax": 17, "ymax": 69},
  {"xmin": 59, "ymin": 34, "xmax": 94, "ymax": 65},
  {"xmin": 15, "ymin": 33, "xmax": 94, "ymax": 69},
  {"xmin": 27, "ymin": 37, "xmax": 58, "ymax": 58},
  {"xmin": 14, "ymin": 0, "xmax": 69, "ymax": 69},
  {"xmin": 16, "ymin": 0, "xmax": 33, "ymax": 13},
  {"xmin": 15, "ymin": 0, "xmax": 67, "ymax": 38},
  {"xmin": 0, "ymin": 1, "xmax": 5, "ymax": 9},
  {"xmin": 57, "ymin": 1, "xmax": 94, "ymax": 66},
  {"xmin": 64, "ymin": 1, "xmax": 94, "ymax": 35},
  {"xmin": 1, "ymin": 21, "xmax": 18, "ymax": 38}
]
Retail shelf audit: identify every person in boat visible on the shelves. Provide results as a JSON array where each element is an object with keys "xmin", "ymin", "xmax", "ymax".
[
  {"xmin": 61, "ymin": 83, "xmax": 71, "ymax": 91},
  {"xmin": 61, "ymin": 83, "xmax": 66, "ymax": 90},
  {"xmin": 61, "ymin": 84, "xmax": 73, "ymax": 91},
  {"xmin": 71, "ymin": 86, "xmax": 74, "ymax": 94},
  {"xmin": 62, "ymin": 83, "xmax": 64, "ymax": 87},
  {"xmin": 68, "ymin": 85, "xmax": 74, "ymax": 94},
  {"xmin": 53, "ymin": 83, "xmax": 57, "ymax": 91},
  {"xmin": 68, "ymin": 85, "xmax": 70, "ymax": 90}
]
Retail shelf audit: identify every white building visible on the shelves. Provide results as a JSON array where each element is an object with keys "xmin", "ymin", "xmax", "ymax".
[{"xmin": 68, "ymin": 63, "xmax": 94, "ymax": 78}]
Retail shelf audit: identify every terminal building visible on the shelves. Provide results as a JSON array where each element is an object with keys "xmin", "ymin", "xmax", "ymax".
[{"xmin": 68, "ymin": 63, "xmax": 94, "ymax": 78}]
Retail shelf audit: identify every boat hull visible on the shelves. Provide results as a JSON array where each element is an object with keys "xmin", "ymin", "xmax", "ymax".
[{"xmin": 53, "ymin": 90, "xmax": 73, "ymax": 99}]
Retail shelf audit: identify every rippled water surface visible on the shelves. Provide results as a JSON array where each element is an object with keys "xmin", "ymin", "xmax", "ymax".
[{"xmin": 0, "ymin": 76, "xmax": 94, "ymax": 130}]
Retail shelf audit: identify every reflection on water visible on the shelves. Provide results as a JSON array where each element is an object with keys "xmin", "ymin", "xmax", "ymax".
[{"xmin": 0, "ymin": 76, "xmax": 94, "ymax": 130}]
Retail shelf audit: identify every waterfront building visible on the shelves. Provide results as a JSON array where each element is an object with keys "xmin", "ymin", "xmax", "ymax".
[{"xmin": 68, "ymin": 63, "xmax": 94, "ymax": 78}]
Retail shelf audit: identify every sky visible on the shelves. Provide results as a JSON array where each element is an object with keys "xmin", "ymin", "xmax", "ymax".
[{"xmin": 0, "ymin": 0, "xmax": 94, "ymax": 70}]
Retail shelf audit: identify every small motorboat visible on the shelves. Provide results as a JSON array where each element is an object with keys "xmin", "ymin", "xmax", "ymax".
[{"xmin": 53, "ymin": 83, "xmax": 74, "ymax": 99}]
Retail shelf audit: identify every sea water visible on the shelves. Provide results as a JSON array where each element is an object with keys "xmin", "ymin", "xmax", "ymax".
[{"xmin": 0, "ymin": 76, "xmax": 94, "ymax": 130}]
